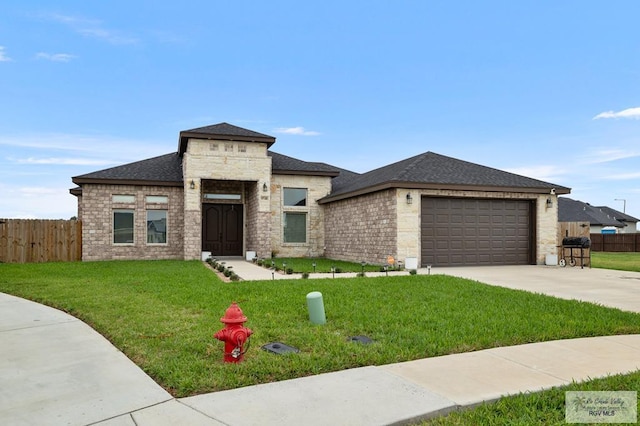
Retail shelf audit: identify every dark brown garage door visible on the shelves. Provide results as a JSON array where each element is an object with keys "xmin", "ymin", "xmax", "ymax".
[{"xmin": 421, "ymin": 197, "xmax": 533, "ymax": 266}]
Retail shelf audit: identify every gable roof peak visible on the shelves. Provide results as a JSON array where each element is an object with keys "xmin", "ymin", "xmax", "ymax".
[{"xmin": 179, "ymin": 122, "xmax": 276, "ymax": 154}]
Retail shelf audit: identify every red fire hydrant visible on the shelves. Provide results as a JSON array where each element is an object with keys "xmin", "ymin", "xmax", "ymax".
[{"xmin": 214, "ymin": 302, "xmax": 253, "ymax": 363}]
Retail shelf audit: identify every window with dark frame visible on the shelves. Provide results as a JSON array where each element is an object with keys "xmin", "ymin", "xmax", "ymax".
[
  {"xmin": 283, "ymin": 188, "xmax": 307, "ymax": 206},
  {"xmin": 283, "ymin": 212, "xmax": 307, "ymax": 243},
  {"xmin": 113, "ymin": 209, "xmax": 134, "ymax": 244},
  {"xmin": 147, "ymin": 210, "xmax": 167, "ymax": 244}
]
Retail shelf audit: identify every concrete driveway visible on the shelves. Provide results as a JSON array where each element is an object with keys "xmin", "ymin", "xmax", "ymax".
[{"xmin": 433, "ymin": 265, "xmax": 640, "ymax": 313}]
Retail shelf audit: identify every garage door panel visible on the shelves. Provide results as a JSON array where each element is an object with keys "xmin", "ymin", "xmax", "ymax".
[
  {"xmin": 422, "ymin": 197, "xmax": 531, "ymax": 267},
  {"xmin": 436, "ymin": 228, "xmax": 450, "ymax": 237}
]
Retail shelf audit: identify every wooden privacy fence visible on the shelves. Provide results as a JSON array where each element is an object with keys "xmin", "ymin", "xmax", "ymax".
[
  {"xmin": 0, "ymin": 219, "xmax": 82, "ymax": 263},
  {"xmin": 590, "ymin": 233, "xmax": 640, "ymax": 252}
]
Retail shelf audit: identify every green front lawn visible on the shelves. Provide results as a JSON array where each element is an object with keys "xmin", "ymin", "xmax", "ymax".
[
  {"xmin": 1, "ymin": 260, "xmax": 639, "ymax": 400},
  {"xmin": 592, "ymin": 251, "xmax": 640, "ymax": 272}
]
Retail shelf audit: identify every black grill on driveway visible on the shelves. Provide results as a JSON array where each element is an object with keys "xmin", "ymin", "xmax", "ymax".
[{"xmin": 560, "ymin": 237, "xmax": 591, "ymax": 268}]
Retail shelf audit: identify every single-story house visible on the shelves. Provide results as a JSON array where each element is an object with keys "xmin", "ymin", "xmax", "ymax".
[
  {"xmin": 558, "ymin": 197, "xmax": 639, "ymax": 234},
  {"xmin": 71, "ymin": 123, "xmax": 570, "ymax": 267}
]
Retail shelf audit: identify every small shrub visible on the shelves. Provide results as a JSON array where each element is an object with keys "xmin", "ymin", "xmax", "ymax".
[
  {"xmin": 356, "ymin": 272, "xmax": 366, "ymax": 277},
  {"xmin": 230, "ymin": 273, "xmax": 240, "ymax": 281},
  {"xmin": 256, "ymin": 259, "xmax": 263, "ymax": 267},
  {"xmin": 301, "ymin": 272, "xmax": 310, "ymax": 279},
  {"xmin": 217, "ymin": 264, "xmax": 225, "ymax": 272},
  {"xmin": 409, "ymin": 269, "xmax": 417, "ymax": 275},
  {"xmin": 334, "ymin": 267, "xmax": 343, "ymax": 274},
  {"xmin": 223, "ymin": 269, "xmax": 232, "ymax": 277},
  {"xmin": 286, "ymin": 267, "xmax": 293, "ymax": 275},
  {"xmin": 379, "ymin": 266, "xmax": 387, "ymax": 272}
]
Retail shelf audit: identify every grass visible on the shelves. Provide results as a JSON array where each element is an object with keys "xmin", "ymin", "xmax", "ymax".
[
  {"xmin": 1, "ymin": 260, "xmax": 640, "ymax": 399},
  {"xmin": 592, "ymin": 251, "xmax": 640, "ymax": 272},
  {"xmin": 421, "ymin": 371, "xmax": 640, "ymax": 425}
]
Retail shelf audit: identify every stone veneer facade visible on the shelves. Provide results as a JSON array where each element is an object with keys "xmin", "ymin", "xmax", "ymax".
[
  {"xmin": 78, "ymin": 184, "xmax": 184, "ymax": 261},
  {"xmin": 270, "ymin": 174, "xmax": 332, "ymax": 258},
  {"xmin": 182, "ymin": 138, "xmax": 272, "ymax": 260},
  {"xmin": 324, "ymin": 189, "xmax": 398, "ymax": 264}
]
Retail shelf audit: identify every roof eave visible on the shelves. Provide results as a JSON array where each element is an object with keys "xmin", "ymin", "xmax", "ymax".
[
  {"xmin": 72, "ymin": 177, "xmax": 183, "ymax": 187},
  {"xmin": 179, "ymin": 131, "xmax": 276, "ymax": 154},
  {"xmin": 319, "ymin": 182, "xmax": 571, "ymax": 204},
  {"xmin": 273, "ymin": 170, "xmax": 340, "ymax": 177}
]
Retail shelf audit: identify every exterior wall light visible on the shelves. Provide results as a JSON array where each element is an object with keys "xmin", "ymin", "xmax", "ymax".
[
  {"xmin": 190, "ymin": 180, "xmax": 195, "ymax": 190},
  {"xmin": 263, "ymin": 182, "xmax": 268, "ymax": 192},
  {"xmin": 406, "ymin": 193, "xmax": 413, "ymax": 204},
  {"xmin": 546, "ymin": 198, "xmax": 553, "ymax": 208}
]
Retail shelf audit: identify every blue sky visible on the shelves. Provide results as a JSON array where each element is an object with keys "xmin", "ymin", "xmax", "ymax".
[{"xmin": 1, "ymin": 1, "xmax": 639, "ymax": 222}]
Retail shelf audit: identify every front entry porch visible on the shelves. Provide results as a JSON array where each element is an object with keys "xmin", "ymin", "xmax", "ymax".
[{"xmin": 202, "ymin": 204, "xmax": 243, "ymax": 256}]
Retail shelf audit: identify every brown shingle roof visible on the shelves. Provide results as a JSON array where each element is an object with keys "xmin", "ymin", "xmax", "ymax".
[
  {"xmin": 269, "ymin": 151, "xmax": 341, "ymax": 176},
  {"xmin": 70, "ymin": 151, "xmax": 343, "ymax": 189},
  {"xmin": 72, "ymin": 153, "xmax": 183, "ymax": 186},
  {"xmin": 321, "ymin": 152, "xmax": 570, "ymax": 203}
]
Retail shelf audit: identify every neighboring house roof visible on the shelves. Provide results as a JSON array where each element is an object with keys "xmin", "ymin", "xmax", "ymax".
[
  {"xmin": 558, "ymin": 197, "xmax": 623, "ymax": 227},
  {"xmin": 593, "ymin": 206, "xmax": 639, "ymax": 225},
  {"xmin": 178, "ymin": 122, "xmax": 276, "ymax": 154},
  {"xmin": 320, "ymin": 152, "xmax": 570, "ymax": 203}
]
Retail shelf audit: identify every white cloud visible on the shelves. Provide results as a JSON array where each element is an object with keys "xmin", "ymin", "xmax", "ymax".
[
  {"xmin": 46, "ymin": 13, "xmax": 139, "ymax": 45},
  {"xmin": 601, "ymin": 171, "xmax": 640, "ymax": 180},
  {"xmin": 593, "ymin": 107, "xmax": 640, "ymax": 120},
  {"xmin": 0, "ymin": 133, "xmax": 171, "ymax": 160},
  {"xmin": 0, "ymin": 182, "xmax": 78, "ymax": 219},
  {"xmin": 0, "ymin": 46, "xmax": 12, "ymax": 62},
  {"xmin": 273, "ymin": 126, "xmax": 321, "ymax": 136},
  {"xmin": 580, "ymin": 148, "xmax": 640, "ymax": 165},
  {"xmin": 503, "ymin": 165, "xmax": 567, "ymax": 182},
  {"xmin": 13, "ymin": 157, "xmax": 116, "ymax": 166},
  {"xmin": 35, "ymin": 52, "xmax": 76, "ymax": 62}
]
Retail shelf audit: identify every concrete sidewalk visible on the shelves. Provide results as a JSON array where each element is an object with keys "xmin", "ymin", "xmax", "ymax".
[{"xmin": 0, "ymin": 293, "xmax": 172, "ymax": 426}]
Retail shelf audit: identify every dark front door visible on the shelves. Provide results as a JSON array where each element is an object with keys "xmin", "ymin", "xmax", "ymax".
[{"xmin": 202, "ymin": 204, "xmax": 243, "ymax": 256}]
